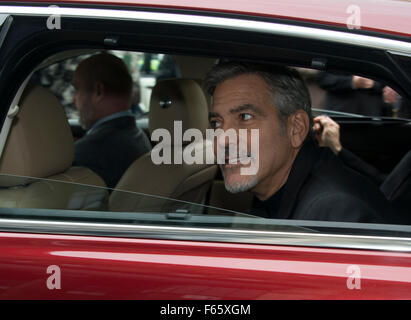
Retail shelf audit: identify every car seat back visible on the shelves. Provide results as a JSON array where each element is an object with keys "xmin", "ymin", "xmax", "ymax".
[
  {"xmin": 380, "ymin": 150, "xmax": 411, "ymax": 217},
  {"xmin": 0, "ymin": 85, "xmax": 108, "ymax": 210},
  {"xmin": 109, "ymin": 79, "xmax": 217, "ymax": 213}
]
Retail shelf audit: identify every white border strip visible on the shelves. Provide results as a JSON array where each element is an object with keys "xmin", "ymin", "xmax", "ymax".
[{"xmin": 0, "ymin": 5, "xmax": 410, "ymax": 54}]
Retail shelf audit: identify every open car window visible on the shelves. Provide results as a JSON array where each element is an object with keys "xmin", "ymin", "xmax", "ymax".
[
  {"xmin": 1, "ymin": 50, "xmax": 411, "ymax": 244},
  {"xmin": 35, "ymin": 54, "xmax": 411, "ymax": 124}
]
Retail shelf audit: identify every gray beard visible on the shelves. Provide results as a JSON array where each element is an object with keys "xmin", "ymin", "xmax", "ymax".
[{"xmin": 221, "ymin": 167, "xmax": 259, "ymax": 193}]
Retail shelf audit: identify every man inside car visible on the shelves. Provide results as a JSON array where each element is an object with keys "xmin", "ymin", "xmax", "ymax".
[
  {"xmin": 205, "ymin": 61, "xmax": 388, "ymax": 223},
  {"xmin": 72, "ymin": 53, "xmax": 151, "ymax": 189}
]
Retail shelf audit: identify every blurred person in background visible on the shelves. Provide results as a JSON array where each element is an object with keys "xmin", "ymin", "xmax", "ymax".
[
  {"xmin": 72, "ymin": 53, "xmax": 151, "ymax": 189},
  {"xmin": 317, "ymin": 72, "xmax": 394, "ymax": 117}
]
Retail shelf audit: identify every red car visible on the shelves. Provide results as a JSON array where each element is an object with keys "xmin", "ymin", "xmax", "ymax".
[{"xmin": 0, "ymin": 0, "xmax": 410, "ymax": 300}]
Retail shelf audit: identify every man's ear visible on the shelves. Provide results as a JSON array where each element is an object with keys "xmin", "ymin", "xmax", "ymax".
[
  {"xmin": 94, "ymin": 82, "xmax": 105, "ymax": 101},
  {"xmin": 287, "ymin": 110, "xmax": 309, "ymax": 148}
]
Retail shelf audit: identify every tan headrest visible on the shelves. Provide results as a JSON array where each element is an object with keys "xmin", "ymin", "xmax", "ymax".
[
  {"xmin": 0, "ymin": 85, "xmax": 74, "ymax": 187},
  {"xmin": 149, "ymin": 79, "xmax": 209, "ymax": 144}
]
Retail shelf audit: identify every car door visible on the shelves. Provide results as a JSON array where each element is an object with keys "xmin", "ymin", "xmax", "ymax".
[{"xmin": 1, "ymin": 203, "xmax": 411, "ymax": 299}]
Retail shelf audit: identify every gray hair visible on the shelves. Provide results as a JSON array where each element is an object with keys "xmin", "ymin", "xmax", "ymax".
[{"xmin": 204, "ymin": 61, "xmax": 313, "ymax": 130}]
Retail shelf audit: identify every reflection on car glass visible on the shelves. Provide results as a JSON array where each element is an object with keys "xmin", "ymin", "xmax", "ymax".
[
  {"xmin": 316, "ymin": 72, "xmax": 402, "ymax": 118},
  {"xmin": 0, "ymin": 173, "xmax": 248, "ymax": 216},
  {"xmin": 0, "ymin": 174, "xmax": 410, "ymax": 238}
]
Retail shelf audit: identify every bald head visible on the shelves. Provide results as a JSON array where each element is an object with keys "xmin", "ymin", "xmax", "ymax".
[
  {"xmin": 73, "ymin": 53, "xmax": 133, "ymax": 130},
  {"xmin": 75, "ymin": 53, "xmax": 132, "ymax": 100}
]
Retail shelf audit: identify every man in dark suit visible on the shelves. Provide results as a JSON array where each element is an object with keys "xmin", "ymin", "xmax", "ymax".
[
  {"xmin": 205, "ymin": 61, "xmax": 387, "ymax": 223},
  {"xmin": 73, "ymin": 53, "xmax": 151, "ymax": 189}
]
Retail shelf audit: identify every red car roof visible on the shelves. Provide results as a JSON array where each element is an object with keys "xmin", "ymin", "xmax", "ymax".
[{"xmin": 2, "ymin": 0, "xmax": 411, "ymax": 37}]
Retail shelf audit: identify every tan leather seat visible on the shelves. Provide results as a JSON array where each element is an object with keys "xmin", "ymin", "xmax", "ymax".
[
  {"xmin": 0, "ymin": 85, "xmax": 108, "ymax": 210},
  {"xmin": 109, "ymin": 79, "xmax": 217, "ymax": 213}
]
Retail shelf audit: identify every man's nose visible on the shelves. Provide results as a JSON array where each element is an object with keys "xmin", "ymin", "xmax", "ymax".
[
  {"xmin": 215, "ymin": 128, "xmax": 240, "ymax": 162},
  {"xmin": 216, "ymin": 127, "xmax": 238, "ymax": 146}
]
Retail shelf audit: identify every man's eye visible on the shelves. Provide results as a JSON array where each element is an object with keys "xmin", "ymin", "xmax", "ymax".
[
  {"xmin": 240, "ymin": 113, "xmax": 253, "ymax": 121},
  {"xmin": 210, "ymin": 120, "xmax": 221, "ymax": 128}
]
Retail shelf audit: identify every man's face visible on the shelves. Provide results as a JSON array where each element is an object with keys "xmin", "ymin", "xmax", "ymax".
[
  {"xmin": 209, "ymin": 74, "xmax": 295, "ymax": 198},
  {"xmin": 73, "ymin": 71, "xmax": 94, "ymax": 130}
]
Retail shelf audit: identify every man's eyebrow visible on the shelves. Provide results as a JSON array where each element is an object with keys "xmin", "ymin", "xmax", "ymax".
[
  {"xmin": 208, "ymin": 112, "xmax": 220, "ymax": 120},
  {"xmin": 229, "ymin": 104, "xmax": 266, "ymax": 116}
]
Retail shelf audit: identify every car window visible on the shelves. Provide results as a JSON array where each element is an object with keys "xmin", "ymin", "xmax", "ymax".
[
  {"xmin": 34, "ymin": 54, "xmax": 408, "ymax": 125},
  {"xmin": 2, "ymin": 47, "xmax": 411, "ymax": 247}
]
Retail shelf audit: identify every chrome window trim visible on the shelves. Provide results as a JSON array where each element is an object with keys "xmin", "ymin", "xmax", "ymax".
[
  {"xmin": 0, "ymin": 14, "xmax": 8, "ymax": 26},
  {"xmin": 0, "ymin": 14, "xmax": 11, "ymax": 48},
  {"xmin": 1, "ymin": 218, "xmax": 411, "ymax": 252},
  {"xmin": 0, "ymin": 5, "xmax": 410, "ymax": 54}
]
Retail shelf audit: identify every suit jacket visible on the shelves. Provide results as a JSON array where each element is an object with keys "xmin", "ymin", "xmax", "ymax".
[
  {"xmin": 338, "ymin": 148, "xmax": 386, "ymax": 185},
  {"xmin": 398, "ymin": 97, "xmax": 411, "ymax": 118},
  {"xmin": 74, "ymin": 116, "xmax": 151, "ymax": 189},
  {"xmin": 251, "ymin": 139, "xmax": 388, "ymax": 223}
]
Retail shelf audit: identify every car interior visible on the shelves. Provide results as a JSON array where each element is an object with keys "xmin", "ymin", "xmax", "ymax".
[
  {"xmin": 0, "ymin": 83, "xmax": 108, "ymax": 210},
  {"xmin": 0, "ymin": 47, "xmax": 410, "ymax": 222}
]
